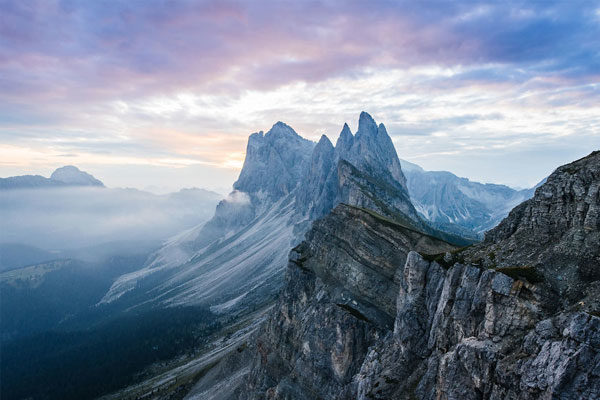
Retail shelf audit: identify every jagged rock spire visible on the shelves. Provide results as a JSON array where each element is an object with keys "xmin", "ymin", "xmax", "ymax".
[
  {"xmin": 335, "ymin": 123, "xmax": 354, "ymax": 154},
  {"xmin": 335, "ymin": 112, "xmax": 408, "ymax": 192},
  {"xmin": 234, "ymin": 122, "xmax": 315, "ymax": 201},
  {"xmin": 356, "ymin": 111, "xmax": 378, "ymax": 139}
]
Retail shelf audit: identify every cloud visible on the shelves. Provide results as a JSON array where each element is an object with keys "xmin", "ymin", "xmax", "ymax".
[
  {"xmin": 2, "ymin": 1, "xmax": 598, "ymax": 103},
  {"xmin": 1, "ymin": 0, "xmax": 599, "ymax": 188},
  {"xmin": 0, "ymin": 185, "xmax": 222, "ymax": 249},
  {"xmin": 224, "ymin": 190, "xmax": 250, "ymax": 205}
]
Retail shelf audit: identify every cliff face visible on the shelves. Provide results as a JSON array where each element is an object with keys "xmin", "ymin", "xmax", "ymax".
[
  {"xmin": 352, "ymin": 254, "xmax": 599, "ymax": 400},
  {"xmin": 243, "ymin": 205, "xmax": 457, "ymax": 399},
  {"xmin": 242, "ymin": 151, "xmax": 600, "ymax": 400},
  {"xmin": 469, "ymin": 150, "xmax": 600, "ymax": 306}
]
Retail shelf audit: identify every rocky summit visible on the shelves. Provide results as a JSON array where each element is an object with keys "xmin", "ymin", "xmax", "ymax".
[
  {"xmin": 99, "ymin": 112, "xmax": 437, "ymax": 314},
  {"xmin": 239, "ymin": 151, "xmax": 600, "ymax": 400},
  {"xmin": 49, "ymin": 165, "xmax": 104, "ymax": 186},
  {"xmin": 468, "ymin": 150, "xmax": 600, "ymax": 307}
]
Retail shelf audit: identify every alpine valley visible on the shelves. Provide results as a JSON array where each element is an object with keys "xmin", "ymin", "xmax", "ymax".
[{"xmin": 2, "ymin": 113, "xmax": 598, "ymax": 400}]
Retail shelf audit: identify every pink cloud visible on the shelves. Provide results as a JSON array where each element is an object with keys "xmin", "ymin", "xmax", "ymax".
[{"xmin": 4, "ymin": 0, "xmax": 596, "ymax": 109}]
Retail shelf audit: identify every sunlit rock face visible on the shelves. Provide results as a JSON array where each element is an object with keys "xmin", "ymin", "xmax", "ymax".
[{"xmin": 241, "ymin": 151, "xmax": 600, "ymax": 400}]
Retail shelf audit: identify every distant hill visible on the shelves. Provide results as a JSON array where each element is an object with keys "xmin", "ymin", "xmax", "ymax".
[
  {"xmin": 400, "ymin": 159, "xmax": 542, "ymax": 238},
  {"xmin": 0, "ymin": 165, "xmax": 104, "ymax": 189}
]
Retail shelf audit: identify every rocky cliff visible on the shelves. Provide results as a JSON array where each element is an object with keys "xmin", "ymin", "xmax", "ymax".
[
  {"xmin": 468, "ymin": 150, "xmax": 600, "ymax": 307},
  {"xmin": 241, "ymin": 151, "xmax": 600, "ymax": 400},
  {"xmin": 243, "ymin": 205, "xmax": 457, "ymax": 399}
]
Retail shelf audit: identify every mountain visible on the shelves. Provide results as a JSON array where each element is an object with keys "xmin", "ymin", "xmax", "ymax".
[
  {"xmin": 298, "ymin": 113, "xmax": 418, "ymax": 224},
  {"xmin": 0, "ymin": 165, "xmax": 104, "ymax": 189},
  {"xmin": 50, "ymin": 165, "xmax": 104, "ymax": 186},
  {"xmin": 400, "ymin": 159, "xmax": 539, "ymax": 239},
  {"xmin": 12, "ymin": 114, "xmax": 593, "ymax": 399},
  {"xmin": 97, "ymin": 121, "xmax": 317, "ymax": 309},
  {"xmin": 236, "ymin": 150, "xmax": 600, "ymax": 399},
  {"xmin": 0, "ymin": 174, "xmax": 65, "ymax": 189},
  {"xmin": 99, "ymin": 112, "xmax": 460, "ymax": 315},
  {"xmin": 467, "ymin": 150, "xmax": 600, "ymax": 306}
]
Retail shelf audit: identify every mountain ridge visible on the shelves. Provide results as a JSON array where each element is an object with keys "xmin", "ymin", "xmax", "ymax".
[
  {"xmin": 239, "ymin": 150, "xmax": 600, "ymax": 400},
  {"xmin": 99, "ymin": 112, "xmax": 426, "ymax": 314},
  {"xmin": 1, "ymin": 165, "xmax": 104, "ymax": 189},
  {"xmin": 399, "ymin": 159, "xmax": 539, "ymax": 238}
]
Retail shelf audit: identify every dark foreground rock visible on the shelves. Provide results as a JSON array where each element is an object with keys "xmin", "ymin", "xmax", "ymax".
[
  {"xmin": 242, "ymin": 204, "xmax": 457, "ymax": 399},
  {"xmin": 241, "ymin": 151, "xmax": 600, "ymax": 400},
  {"xmin": 466, "ymin": 150, "xmax": 600, "ymax": 307}
]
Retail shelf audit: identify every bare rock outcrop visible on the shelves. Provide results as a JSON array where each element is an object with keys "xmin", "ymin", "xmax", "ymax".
[
  {"xmin": 242, "ymin": 205, "xmax": 456, "ymax": 399},
  {"xmin": 241, "ymin": 151, "xmax": 600, "ymax": 400}
]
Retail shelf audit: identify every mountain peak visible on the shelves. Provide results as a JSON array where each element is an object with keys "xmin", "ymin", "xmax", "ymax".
[
  {"xmin": 357, "ymin": 111, "xmax": 378, "ymax": 138},
  {"xmin": 233, "ymin": 122, "xmax": 315, "ymax": 201},
  {"xmin": 335, "ymin": 123, "xmax": 354, "ymax": 153},
  {"xmin": 471, "ymin": 150, "xmax": 600, "ymax": 305},
  {"xmin": 265, "ymin": 121, "xmax": 301, "ymax": 140},
  {"xmin": 316, "ymin": 134, "xmax": 333, "ymax": 149},
  {"xmin": 50, "ymin": 166, "xmax": 104, "ymax": 187},
  {"xmin": 335, "ymin": 112, "xmax": 408, "ymax": 192}
]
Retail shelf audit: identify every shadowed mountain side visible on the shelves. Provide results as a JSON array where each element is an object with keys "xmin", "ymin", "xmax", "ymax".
[
  {"xmin": 99, "ymin": 112, "xmax": 433, "ymax": 315},
  {"xmin": 240, "ymin": 151, "xmax": 600, "ymax": 399}
]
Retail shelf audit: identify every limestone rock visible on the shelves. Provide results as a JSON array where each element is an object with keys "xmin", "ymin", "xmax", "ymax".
[{"xmin": 240, "ymin": 151, "xmax": 600, "ymax": 400}]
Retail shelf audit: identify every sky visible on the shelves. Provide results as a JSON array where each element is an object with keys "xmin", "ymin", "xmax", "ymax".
[{"xmin": 1, "ymin": 0, "xmax": 599, "ymax": 193}]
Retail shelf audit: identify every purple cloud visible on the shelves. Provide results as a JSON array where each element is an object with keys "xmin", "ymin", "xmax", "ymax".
[
  {"xmin": 1, "ymin": 0, "xmax": 599, "ymax": 190},
  {"xmin": 2, "ymin": 0, "xmax": 598, "ymax": 106}
]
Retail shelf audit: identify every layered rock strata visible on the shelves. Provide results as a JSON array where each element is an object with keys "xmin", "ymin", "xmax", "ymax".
[{"xmin": 242, "ymin": 151, "xmax": 600, "ymax": 400}]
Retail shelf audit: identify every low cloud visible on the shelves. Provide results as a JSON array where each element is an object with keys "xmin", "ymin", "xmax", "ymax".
[
  {"xmin": 224, "ymin": 190, "xmax": 251, "ymax": 205},
  {"xmin": 0, "ymin": 186, "xmax": 221, "ymax": 250}
]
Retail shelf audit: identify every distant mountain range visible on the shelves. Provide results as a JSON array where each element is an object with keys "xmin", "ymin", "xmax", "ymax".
[
  {"xmin": 0, "ymin": 165, "xmax": 104, "ymax": 189},
  {"xmin": 400, "ymin": 159, "xmax": 543, "ymax": 239}
]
